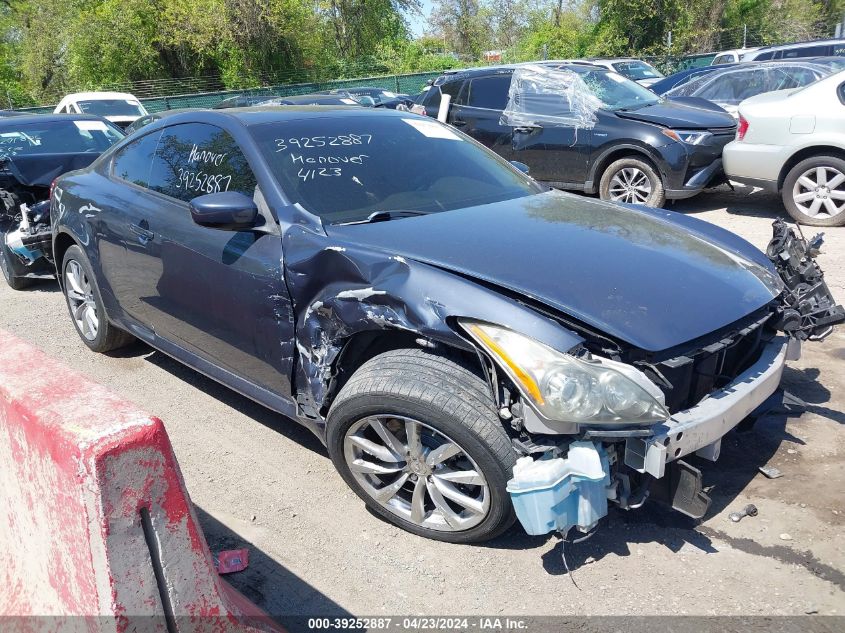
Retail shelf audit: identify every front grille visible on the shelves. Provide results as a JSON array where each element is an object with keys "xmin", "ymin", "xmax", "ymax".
[{"xmin": 646, "ymin": 313, "xmax": 772, "ymax": 413}]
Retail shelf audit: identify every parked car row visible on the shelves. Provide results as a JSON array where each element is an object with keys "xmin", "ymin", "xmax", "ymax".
[{"xmin": 412, "ymin": 59, "xmax": 844, "ymax": 224}]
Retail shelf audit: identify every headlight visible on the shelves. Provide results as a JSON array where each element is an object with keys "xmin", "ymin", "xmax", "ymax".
[
  {"xmin": 461, "ymin": 321, "xmax": 669, "ymax": 425},
  {"xmin": 661, "ymin": 129, "xmax": 712, "ymax": 145}
]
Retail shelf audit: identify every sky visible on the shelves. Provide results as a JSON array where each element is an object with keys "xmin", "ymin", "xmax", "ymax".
[{"xmin": 405, "ymin": 1, "xmax": 434, "ymax": 37}]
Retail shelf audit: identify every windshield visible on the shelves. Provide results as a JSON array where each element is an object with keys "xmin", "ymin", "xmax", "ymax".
[
  {"xmin": 612, "ymin": 61, "xmax": 664, "ymax": 81},
  {"xmin": 580, "ymin": 70, "xmax": 661, "ymax": 110},
  {"xmin": 667, "ymin": 65, "xmax": 824, "ymax": 103},
  {"xmin": 76, "ymin": 99, "xmax": 146, "ymax": 117},
  {"xmin": 251, "ymin": 115, "xmax": 540, "ymax": 224},
  {"xmin": 0, "ymin": 119, "xmax": 124, "ymax": 159}
]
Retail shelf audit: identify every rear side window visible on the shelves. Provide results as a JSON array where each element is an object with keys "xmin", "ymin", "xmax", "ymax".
[
  {"xmin": 148, "ymin": 123, "xmax": 257, "ymax": 203},
  {"xmin": 424, "ymin": 80, "xmax": 462, "ymax": 109},
  {"xmin": 755, "ymin": 51, "xmax": 774, "ymax": 61},
  {"xmin": 467, "ymin": 75, "xmax": 512, "ymax": 110},
  {"xmin": 112, "ymin": 130, "xmax": 162, "ymax": 187},
  {"xmin": 781, "ymin": 45, "xmax": 828, "ymax": 58}
]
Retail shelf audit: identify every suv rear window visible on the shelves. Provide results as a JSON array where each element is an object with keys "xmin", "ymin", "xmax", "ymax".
[
  {"xmin": 781, "ymin": 45, "xmax": 829, "ymax": 58},
  {"xmin": 467, "ymin": 75, "xmax": 511, "ymax": 110},
  {"xmin": 424, "ymin": 81, "xmax": 462, "ymax": 109}
]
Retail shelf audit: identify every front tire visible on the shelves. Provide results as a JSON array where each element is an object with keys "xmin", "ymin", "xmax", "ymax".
[
  {"xmin": 599, "ymin": 156, "xmax": 666, "ymax": 207},
  {"xmin": 61, "ymin": 245, "xmax": 134, "ymax": 353},
  {"xmin": 326, "ymin": 348, "xmax": 517, "ymax": 543},
  {"xmin": 782, "ymin": 156, "xmax": 845, "ymax": 227},
  {"xmin": 0, "ymin": 233, "xmax": 34, "ymax": 290}
]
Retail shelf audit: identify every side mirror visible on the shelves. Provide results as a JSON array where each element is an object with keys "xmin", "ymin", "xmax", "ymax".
[
  {"xmin": 189, "ymin": 191, "xmax": 258, "ymax": 230},
  {"xmin": 510, "ymin": 161, "xmax": 530, "ymax": 175}
]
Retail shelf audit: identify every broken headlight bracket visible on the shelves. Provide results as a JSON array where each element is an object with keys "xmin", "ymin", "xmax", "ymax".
[{"xmin": 767, "ymin": 219, "xmax": 845, "ymax": 341}]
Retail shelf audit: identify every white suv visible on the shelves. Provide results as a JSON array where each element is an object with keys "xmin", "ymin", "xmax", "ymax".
[{"xmin": 723, "ymin": 70, "xmax": 845, "ymax": 226}]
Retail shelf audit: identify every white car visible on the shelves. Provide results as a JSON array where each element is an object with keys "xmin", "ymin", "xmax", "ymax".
[
  {"xmin": 723, "ymin": 70, "xmax": 845, "ymax": 226},
  {"xmin": 711, "ymin": 47, "xmax": 760, "ymax": 65},
  {"xmin": 584, "ymin": 58, "xmax": 664, "ymax": 86},
  {"xmin": 54, "ymin": 92, "xmax": 148, "ymax": 129}
]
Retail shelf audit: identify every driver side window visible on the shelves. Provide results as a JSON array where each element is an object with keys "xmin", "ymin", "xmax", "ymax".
[{"xmin": 148, "ymin": 123, "xmax": 258, "ymax": 203}]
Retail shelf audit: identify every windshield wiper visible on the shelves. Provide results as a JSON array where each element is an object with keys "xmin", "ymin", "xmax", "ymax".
[{"xmin": 335, "ymin": 209, "xmax": 434, "ymax": 225}]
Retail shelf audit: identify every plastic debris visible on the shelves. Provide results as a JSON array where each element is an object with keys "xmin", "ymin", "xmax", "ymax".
[
  {"xmin": 501, "ymin": 64, "xmax": 602, "ymax": 131},
  {"xmin": 758, "ymin": 465, "xmax": 784, "ymax": 479},
  {"xmin": 214, "ymin": 548, "xmax": 249, "ymax": 574}
]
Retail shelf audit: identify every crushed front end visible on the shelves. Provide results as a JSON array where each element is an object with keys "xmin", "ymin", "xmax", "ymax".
[
  {"xmin": 475, "ymin": 220, "xmax": 844, "ymax": 537},
  {"xmin": 0, "ymin": 158, "xmax": 56, "ymax": 281}
]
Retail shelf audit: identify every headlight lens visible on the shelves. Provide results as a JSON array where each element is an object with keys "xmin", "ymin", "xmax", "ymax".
[
  {"xmin": 462, "ymin": 321, "xmax": 669, "ymax": 425},
  {"xmin": 661, "ymin": 129, "xmax": 712, "ymax": 145}
]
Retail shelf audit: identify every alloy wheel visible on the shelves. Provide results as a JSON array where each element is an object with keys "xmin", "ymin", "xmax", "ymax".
[
  {"xmin": 343, "ymin": 415, "xmax": 491, "ymax": 532},
  {"xmin": 65, "ymin": 259, "xmax": 99, "ymax": 341},
  {"xmin": 792, "ymin": 165, "xmax": 845, "ymax": 221},
  {"xmin": 608, "ymin": 167, "xmax": 653, "ymax": 204}
]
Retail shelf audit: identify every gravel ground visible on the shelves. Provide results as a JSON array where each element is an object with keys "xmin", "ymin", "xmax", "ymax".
[{"xmin": 1, "ymin": 184, "xmax": 844, "ymax": 626}]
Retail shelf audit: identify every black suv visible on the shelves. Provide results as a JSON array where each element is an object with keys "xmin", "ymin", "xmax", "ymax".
[{"xmin": 419, "ymin": 64, "xmax": 737, "ymax": 206}]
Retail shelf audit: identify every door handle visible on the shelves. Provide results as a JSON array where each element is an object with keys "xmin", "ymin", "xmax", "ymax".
[
  {"xmin": 513, "ymin": 126, "xmax": 536, "ymax": 134},
  {"xmin": 129, "ymin": 222, "xmax": 154, "ymax": 243},
  {"xmin": 451, "ymin": 119, "xmax": 467, "ymax": 127}
]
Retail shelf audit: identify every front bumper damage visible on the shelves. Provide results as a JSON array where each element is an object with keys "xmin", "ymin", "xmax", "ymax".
[
  {"xmin": 505, "ymin": 221, "xmax": 843, "ymax": 538},
  {"xmin": 624, "ymin": 335, "xmax": 797, "ymax": 479}
]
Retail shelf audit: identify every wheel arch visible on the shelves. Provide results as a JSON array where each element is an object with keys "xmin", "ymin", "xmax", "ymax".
[
  {"xmin": 777, "ymin": 145, "xmax": 845, "ymax": 191},
  {"xmin": 321, "ymin": 330, "xmax": 486, "ymax": 418},
  {"xmin": 588, "ymin": 145, "xmax": 663, "ymax": 192},
  {"xmin": 52, "ymin": 230, "xmax": 80, "ymax": 290}
]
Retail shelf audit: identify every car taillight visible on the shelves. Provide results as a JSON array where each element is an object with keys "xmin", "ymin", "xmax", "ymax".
[{"xmin": 737, "ymin": 116, "xmax": 749, "ymax": 141}]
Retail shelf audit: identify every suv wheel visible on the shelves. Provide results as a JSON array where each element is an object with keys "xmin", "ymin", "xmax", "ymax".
[
  {"xmin": 61, "ymin": 245, "xmax": 134, "ymax": 353},
  {"xmin": 326, "ymin": 348, "xmax": 517, "ymax": 543},
  {"xmin": 782, "ymin": 156, "xmax": 845, "ymax": 227},
  {"xmin": 0, "ymin": 233, "xmax": 34, "ymax": 290},
  {"xmin": 599, "ymin": 157, "xmax": 666, "ymax": 207}
]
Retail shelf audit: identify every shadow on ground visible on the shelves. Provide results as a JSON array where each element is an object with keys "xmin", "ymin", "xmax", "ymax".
[
  {"xmin": 197, "ymin": 506, "xmax": 354, "ymax": 631},
  {"xmin": 108, "ymin": 339, "xmax": 327, "ymax": 456},
  {"xmin": 672, "ymin": 185, "xmax": 784, "ymax": 219}
]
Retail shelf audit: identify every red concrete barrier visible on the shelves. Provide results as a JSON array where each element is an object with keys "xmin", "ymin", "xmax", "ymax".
[{"xmin": 0, "ymin": 331, "xmax": 281, "ymax": 632}]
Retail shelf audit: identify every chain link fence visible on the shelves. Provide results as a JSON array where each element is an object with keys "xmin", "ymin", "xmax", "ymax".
[{"xmin": 15, "ymin": 71, "xmax": 443, "ymax": 114}]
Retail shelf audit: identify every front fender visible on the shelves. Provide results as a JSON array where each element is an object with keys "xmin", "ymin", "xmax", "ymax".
[{"xmin": 283, "ymin": 226, "xmax": 584, "ymax": 418}]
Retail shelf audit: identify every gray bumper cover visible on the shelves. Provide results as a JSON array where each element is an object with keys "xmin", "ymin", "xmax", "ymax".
[{"xmin": 624, "ymin": 336, "xmax": 799, "ymax": 478}]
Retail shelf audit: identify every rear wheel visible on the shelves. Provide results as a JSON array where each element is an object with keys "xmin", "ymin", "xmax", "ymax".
[
  {"xmin": 326, "ymin": 348, "xmax": 517, "ymax": 543},
  {"xmin": 782, "ymin": 156, "xmax": 845, "ymax": 227},
  {"xmin": 599, "ymin": 156, "xmax": 666, "ymax": 207},
  {"xmin": 61, "ymin": 245, "xmax": 134, "ymax": 353},
  {"xmin": 0, "ymin": 234, "xmax": 34, "ymax": 290}
]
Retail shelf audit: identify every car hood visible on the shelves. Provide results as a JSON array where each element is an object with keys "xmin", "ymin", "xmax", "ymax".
[
  {"xmin": 2, "ymin": 153, "xmax": 101, "ymax": 188},
  {"xmin": 328, "ymin": 191, "xmax": 782, "ymax": 352},
  {"xmin": 615, "ymin": 100, "xmax": 736, "ymax": 129}
]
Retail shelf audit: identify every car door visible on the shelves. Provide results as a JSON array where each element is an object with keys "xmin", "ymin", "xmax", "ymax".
[
  {"xmin": 448, "ymin": 74, "xmax": 515, "ymax": 161},
  {"xmin": 98, "ymin": 128, "xmax": 164, "ymax": 320},
  {"xmin": 506, "ymin": 81, "xmax": 592, "ymax": 185},
  {"xmin": 119, "ymin": 122, "xmax": 293, "ymax": 395}
]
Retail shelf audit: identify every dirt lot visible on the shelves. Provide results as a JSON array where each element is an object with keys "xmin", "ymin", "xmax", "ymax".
[{"xmin": 1, "ymin": 184, "xmax": 844, "ymax": 626}]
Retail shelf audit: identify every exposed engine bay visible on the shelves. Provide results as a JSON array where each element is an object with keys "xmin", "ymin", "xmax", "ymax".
[
  {"xmin": 0, "ymin": 153, "xmax": 97, "ymax": 283},
  {"xmin": 503, "ymin": 220, "xmax": 844, "ymax": 538}
]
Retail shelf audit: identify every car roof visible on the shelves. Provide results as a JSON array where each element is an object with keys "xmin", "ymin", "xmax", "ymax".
[
  {"xmin": 0, "ymin": 113, "xmax": 113, "ymax": 128},
  {"xmin": 753, "ymin": 38, "xmax": 845, "ymax": 52},
  {"xmin": 59, "ymin": 91, "xmax": 139, "ymax": 102},
  {"xmin": 148, "ymin": 105, "xmax": 411, "ymax": 130},
  {"xmin": 435, "ymin": 62, "xmax": 606, "ymax": 82}
]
